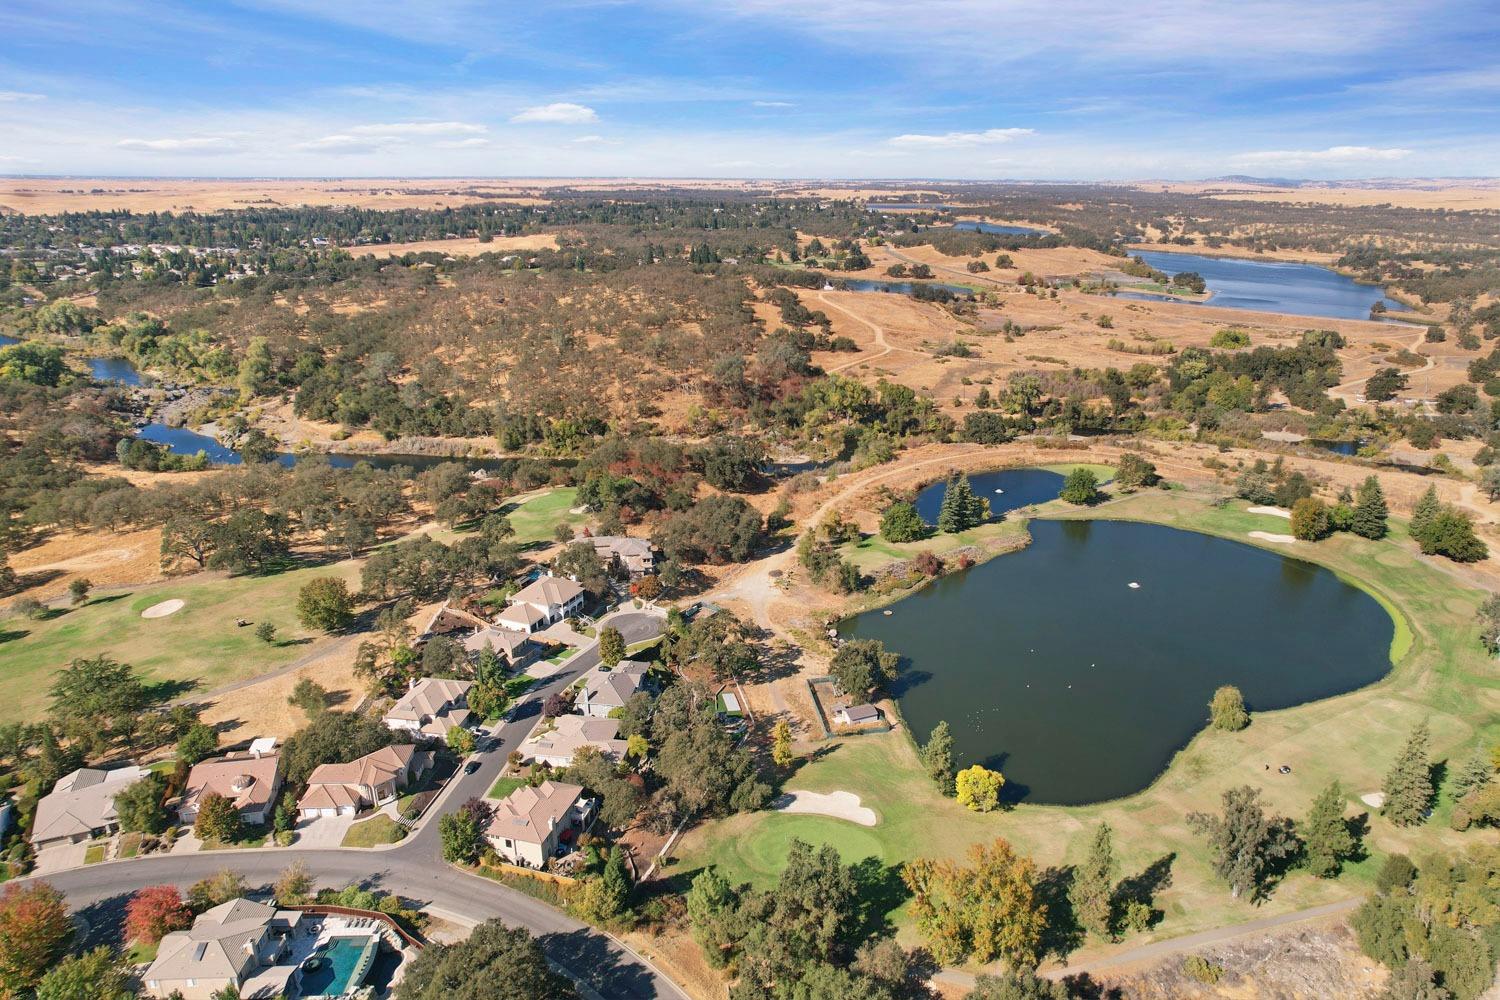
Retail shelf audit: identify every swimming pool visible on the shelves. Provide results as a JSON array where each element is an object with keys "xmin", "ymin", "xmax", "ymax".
[{"xmin": 299, "ymin": 935, "xmax": 378, "ymax": 997}]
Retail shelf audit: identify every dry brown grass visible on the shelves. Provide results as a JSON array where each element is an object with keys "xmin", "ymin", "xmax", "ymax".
[
  {"xmin": 344, "ymin": 235, "xmax": 559, "ymax": 257},
  {"xmin": 196, "ymin": 639, "xmax": 365, "ymax": 742},
  {"xmin": 1140, "ymin": 179, "xmax": 1500, "ymax": 212},
  {"xmin": 8, "ymin": 526, "xmax": 165, "ymax": 602}
]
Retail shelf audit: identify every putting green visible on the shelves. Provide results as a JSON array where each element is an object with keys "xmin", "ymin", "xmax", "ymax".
[{"xmin": 737, "ymin": 815, "xmax": 887, "ymax": 877}]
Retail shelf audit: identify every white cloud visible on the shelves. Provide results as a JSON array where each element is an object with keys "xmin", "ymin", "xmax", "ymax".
[
  {"xmin": 0, "ymin": 91, "xmax": 45, "ymax": 102},
  {"xmin": 295, "ymin": 133, "xmax": 383, "ymax": 154},
  {"xmin": 888, "ymin": 127, "xmax": 1034, "ymax": 148},
  {"xmin": 509, "ymin": 102, "xmax": 598, "ymax": 124},
  {"xmin": 116, "ymin": 136, "xmax": 240, "ymax": 153},
  {"xmin": 752, "ymin": 100, "xmax": 795, "ymax": 108},
  {"xmin": 1231, "ymin": 145, "xmax": 1413, "ymax": 167},
  {"xmin": 571, "ymin": 134, "xmax": 607, "ymax": 144},
  {"xmin": 346, "ymin": 120, "xmax": 486, "ymax": 136},
  {"xmin": 436, "ymin": 137, "xmax": 489, "ymax": 149}
]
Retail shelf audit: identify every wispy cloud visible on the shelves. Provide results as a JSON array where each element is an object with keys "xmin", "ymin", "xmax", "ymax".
[
  {"xmin": 0, "ymin": 90, "xmax": 45, "ymax": 102},
  {"xmin": 510, "ymin": 102, "xmax": 598, "ymax": 124},
  {"xmin": 888, "ymin": 128, "xmax": 1034, "ymax": 148},
  {"xmin": 752, "ymin": 100, "xmax": 794, "ymax": 108},
  {"xmin": 1232, "ymin": 145, "xmax": 1414, "ymax": 167},
  {"xmin": 346, "ymin": 121, "xmax": 487, "ymax": 136},
  {"xmin": 116, "ymin": 136, "xmax": 241, "ymax": 154}
]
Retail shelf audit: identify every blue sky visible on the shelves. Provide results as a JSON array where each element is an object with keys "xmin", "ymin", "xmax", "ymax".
[{"xmin": 2, "ymin": 0, "xmax": 1498, "ymax": 179}]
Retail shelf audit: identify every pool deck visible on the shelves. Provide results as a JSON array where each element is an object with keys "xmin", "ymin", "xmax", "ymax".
[{"xmin": 282, "ymin": 916, "xmax": 386, "ymax": 997}]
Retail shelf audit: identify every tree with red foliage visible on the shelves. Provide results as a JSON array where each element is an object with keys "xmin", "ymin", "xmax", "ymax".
[
  {"xmin": 125, "ymin": 885, "xmax": 192, "ymax": 945},
  {"xmin": 0, "ymin": 881, "xmax": 74, "ymax": 996}
]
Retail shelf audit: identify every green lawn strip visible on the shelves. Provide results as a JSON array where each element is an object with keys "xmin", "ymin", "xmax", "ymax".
[
  {"xmin": 0, "ymin": 560, "xmax": 361, "ymax": 725},
  {"xmin": 544, "ymin": 647, "xmax": 577, "ymax": 664},
  {"xmin": 1037, "ymin": 461, "xmax": 1117, "ymax": 483},
  {"xmin": 125, "ymin": 941, "xmax": 159, "ymax": 965},
  {"xmin": 679, "ymin": 488, "xmax": 1497, "ymax": 954},
  {"xmin": 341, "ymin": 814, "xmax": 405, "ymax": 848},
  {"xmin": 83, "ymin": 844, "xmax": 105, "ymax": 864},
  {"xmin": 624, "ymin": 636, "xmax": 663, "ymax": 658},
  {"xmin": 202, "ymin": 826, "xmax": 269, "ymax": 851},
  {"xmin": 487, "ymin": 776, "xmax": 525, "ymax": 801},
  {"xmin": 840, "ymin": 518, "xmax": 1028, "ymax": 573},
  {"xmin": 118, "ymin": 832, "xmax": 142, "ymax": 859}
]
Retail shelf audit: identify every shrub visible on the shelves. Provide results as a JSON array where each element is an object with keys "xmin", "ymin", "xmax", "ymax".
[
  {"xmin": 1182, "ymin": 956, "xmax": 1224, "ymax": 984},
  {"xmin": 1209, "ymin": 686, "xmax": 1249, "ymax": 731},
  {"xmin": 1210, "ymin": 328, "xmax": 1250, "ymax": 349}
]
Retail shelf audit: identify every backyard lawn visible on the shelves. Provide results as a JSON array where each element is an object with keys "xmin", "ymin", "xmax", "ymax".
[
  {"xmin": 677, "ymin": 488, "xmax": 1500, "ymax": 963},
  {"xmin": 0, "ymin": 560, "xmax": 361, "ymax": 725},
  {"xmin": 487, "ymin": 776, "xmax": 525, "ymax": 800}
]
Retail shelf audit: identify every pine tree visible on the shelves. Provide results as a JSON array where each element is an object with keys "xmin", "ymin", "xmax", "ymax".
[
  {"xmin": 597, "ymin": 846, "xmax": 633, "ymax": 918},
  {"xmin": 1187, "ymin": 786, "xmax": 1297, "ymax": 899},
  {"xmin": 1410, "ymin": 486, "xmax": 1440, "ymax": 538},
  {"xmin": 1301, "ymin": 781, "xmax": 1356, "ymax": 877},
  {"xmin": 1070, "ymin": 822, "xmax": 1116, "ymax": 938},
  {"xmin": 937, "ymin": 473, "xmax": 987, "ymax": 533},
  {"xmin": 1382, "ymin": 722, "xmax": 1433, "ymax": 827},
  {"xmin": 1450, "ymin": 748, "xmax": 1493, "ymax": 802},
  {"xmin": 1351, "ymin": 475, "xmax": 1389, "ymax": 540},
  {"xmin": 921, "ymin": 721, "xmax": 955, "ymax": 794}
]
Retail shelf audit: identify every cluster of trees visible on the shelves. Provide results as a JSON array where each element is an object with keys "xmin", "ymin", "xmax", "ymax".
[
  {"xmin": 1353, "ymin": 846, "xmax": 1500, "ymax": 1000},
  {"xmin": 398, "ymin": 920, "xmax": 578, "ymax": 1000},
  {"xmin": 829, "ymin": 639, "xmax": 900, "ymax": 700},
  {"xmin": 1409, "ymin": 486, "xmax": 1488, "ymax": 563},
  {"xmin": 688, "ymin": 840, "xmax": 930, "ymax": 1000}
]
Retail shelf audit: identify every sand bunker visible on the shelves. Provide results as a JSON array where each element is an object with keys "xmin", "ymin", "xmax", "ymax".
[
  {"xmin": 1249, "ymin": 531, "xmax": 1297, "ymax": 544},
  {"xmin": 773, "ymin": 790, "xmax": 877, "ymax": 826},
  {"xmin": 141, "ymin": 599, "xmax": 185, "ymax": 619},
  {"xmin": 1361, "ymin": 792, "xmax": 1386, "ymax": 809},
  {"xmin": 1247, "ymin": 505, "xmax": 1293, "ymax": 519}
]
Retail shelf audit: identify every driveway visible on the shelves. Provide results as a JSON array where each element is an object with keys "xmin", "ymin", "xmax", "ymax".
[
  {"xmin": 32, "ymin": 842, "xmax": 89, "ymax": 875},
  {"xmin": 295, "ymin": 813, "xmax": 356, "ymax": 849}
]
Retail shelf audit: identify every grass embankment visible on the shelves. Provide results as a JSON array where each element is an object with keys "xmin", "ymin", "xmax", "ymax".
[
  {"xmin": 487, "ymin": 777, "xmax": 525, "ymax": 800},
  {"xmin": 0, "ymin": 560, "xmax": 361, "ymax": 725},
  {"xmin": 677, "ymin": 489, "xmax": 1499, "ymax": 965}
]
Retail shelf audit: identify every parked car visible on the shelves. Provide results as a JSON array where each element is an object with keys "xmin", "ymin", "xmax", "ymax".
[{"xmin": 464, "ymin": 761, "xmax": 482, "ymax": 775}]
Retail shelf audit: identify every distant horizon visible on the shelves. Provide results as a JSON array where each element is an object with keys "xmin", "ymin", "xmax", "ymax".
[
  {"xmin": 4, "ymin": 174, "xmax": 1499, "ymax": 186},
  {"xmin": 3, "ymin": 1, "xmax": 1495, "ymax": 179}
]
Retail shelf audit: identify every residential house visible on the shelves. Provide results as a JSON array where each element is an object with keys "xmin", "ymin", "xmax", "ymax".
[
  {"xmin": 576, "ymin": 660, "xmax": 651, "ymax": 718},
  {"xmin": 586, "ymin": 536, "xmax": 656, "ymax": 578},
  {"xmin": 520, "ymin": 715, "xmax": 628, "ymax": 768},
  {"xmin": 484, "ymin": 781, "xmax": 594, "ymax": 868},
  {"xmin": 383, "ymin": 677, "xmax": 474, "ymax": 742},
  {"xmin": 179, "ymin": 752, "xmax": 283, "ymax": 827},
  {"xmin": 463, "ymin": 626, "xmax": 543, "ymax": 671},
  {"xmin": 31, "ymin": 765, "xmax": 146, "ymax": 850},
  {"xmin": 496, "ymin": 575, "xmax": 585, "ymax": 633},
  {"xmin": 297, "ymin": 745, "xmax": 432, "ymax": 819},
  {"xmin": 142, "ymin": 898, "xmax": 303, "ymax": 999}
]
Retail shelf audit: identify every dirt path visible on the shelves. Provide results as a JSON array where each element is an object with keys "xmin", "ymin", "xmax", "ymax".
[
  {"xmin": 818, "ymin": 291, "xmax": 908, "ymax": 373},
  {"xmin": 932, "ymin": 897, "xmax": 1361, "ymax": 989},
  {"xmin": 1331, "ymin": 326, "xmax": 1434, "ymax": 405},
  {"xmin": 881, "ymin": 244, "xmax": 1008, "ymax": 290}
]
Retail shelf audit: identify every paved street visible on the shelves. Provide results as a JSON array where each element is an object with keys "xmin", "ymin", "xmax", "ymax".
[{"xmin": 25, "ymin": 610, "xmax": 682, "ymax": 1000}]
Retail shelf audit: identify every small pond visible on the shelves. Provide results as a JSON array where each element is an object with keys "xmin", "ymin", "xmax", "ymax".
[
  {"xmin": 950, "ymin": 220, "xmax": 1049, "ymax": 238},
  {"xmin": 912, "ymin": 467, "xmax": 1064, "ymax": 525},
  {"xmin": 867, "ymin": 203, "xmax": 954, "ymax": 211},
  {"xmin": 1114, "ymin": 250, "xmax": 1410, "ymax": 322},
  {"xmin": 839, "ymin": 518, "xmax": 1394, "ymax": 804}
]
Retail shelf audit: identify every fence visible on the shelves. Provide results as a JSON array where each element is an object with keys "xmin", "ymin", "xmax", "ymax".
[{"xmin": 285, "ymin": 904, "xmax": 427, "ymax": 949}]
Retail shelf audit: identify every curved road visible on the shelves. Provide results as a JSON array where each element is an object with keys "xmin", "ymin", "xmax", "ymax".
[{"xmin": 25, "ymin": 612, "xmax": 685, "ymax": 1000}]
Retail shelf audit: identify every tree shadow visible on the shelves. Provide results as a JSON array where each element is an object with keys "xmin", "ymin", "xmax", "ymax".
[
  {"xmin": 275, "ymin": 637, "xmax": 315, "ymax": 648},
  {"xmin": 887, "ymin": 666, "xmax": 931, "ymax": 698},
  {"xmin": 145, "ymin": 677, "xmax": 199, "ymax": 702},
  {"xmin": 848, "ymin": 856, "xmax": 908, "ymax": 945},
  {"xmin": 1428, "ymin": 759, "xmax": 1448, "ymax": 814},
  {"xmin": 1344, "ymin": 812, "xmax": 1372, "ymax": 867},
  {"xmin": 1063, "ymin": 972, "xmax": 1127, "ymax": 999},
  {"xmin": 1112, "ymin": 852, "xmax": 1175, "ymax": 929},
  {"xmin": 1036, "ymin": 864, "xmax": 1083, "ymax": 959},
  {"xmin": 85, "ymin": 592, "xmax": 130, "ymax": 607},
  {"xmin": 537, "ymin": 926, "xmax": 661, "ymax": 1000},
  {"xmin": 0, "ymin": 628, "xmax": 28, "ymax": 644}
]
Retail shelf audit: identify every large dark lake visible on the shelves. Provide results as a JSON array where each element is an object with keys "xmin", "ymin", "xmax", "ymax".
[
  {"xmin": 840, "ymin": 519, "xmax": 1394, "ymax": 804},
  {"xmin": 1116, "ymin": 250, "xmax": 1410, "ymax": 322},
  {"xmin": 951, "ymin": 221, "xmax": 1049, "ymax": 237}
]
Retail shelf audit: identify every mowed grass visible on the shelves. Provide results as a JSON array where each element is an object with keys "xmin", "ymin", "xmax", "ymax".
[
  {"xmin": 506, "ymin": 488, "xmax": 586, "ymax": 545},
  {"xmin": 840, "ymin": 518, "xmax": 1029, "ymax": 572},
  {"xmin": 341, "ymin": 814, "xmax": 405, "ymax": 848},
  {"xmin": 677, "ymin": 488, "xmax": 1500, "ymax": 961},
  {"xmin": 487, "ymin": 776, "xmax": 525, "ymax": 800},
  {"xmin": 0, "ymin": 560, "xmax": 361, "ymax": 725}
]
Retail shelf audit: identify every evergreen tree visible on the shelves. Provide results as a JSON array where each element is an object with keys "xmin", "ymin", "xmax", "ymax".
[
  {"xmin": 937, "ymin": 473, "xmax": 988, "ymax": 533},
  {"xmin": 921, "ymin": 721, "xmax": 955, "ymax": 794},
  {"xmin": 1070, "ymin": 822, "xmax": 1116, "ymax": 938},
  {"xmin": 1059, "ymin": 467, "xmax": 1101, "ymax": 505},
  {"xmin": 1382, "ymin": 722, "xmax": 1433, "ymax": 827},
  {"xmin": 1301, "ymin": 781, "xmax": 1357, "ymax": 878},
  {"xmin": 597, "ymin": 846, "xmax": 633, "ymax": 918},
  {"xmin": 1352, "ymin": 475, "xmax": 1389, "ymax": 540},
  {"xmin": 1410, "ymin": 486, "xmax": 1441, "ymax": 538},
  {"xmin": 1187, "ymin": 786, "xmax": 1297, "ymax": 900},
  {"xmin": 1451, "ymin": 748, "xmax": 1494, "ymax": 802}
]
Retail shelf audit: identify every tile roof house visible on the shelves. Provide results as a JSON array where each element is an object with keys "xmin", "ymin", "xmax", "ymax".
[
  {"xmin": 462, "ymin": 626, "xmax": 543, "ymax": 670},
  {"xmin": 179, "ymin": 753, "xmax": 283, "ymax": 827},
  {"xmin": 142, "ymin": 898, "xmax": 303, "ymax": 999},
  {"xmin": 383, "ymin": 677, "xmax": 474, "ymax": 741},
  {"xmin": 31, "ymin": 765, "xmax": 146, "ymax": 850},
  {"xmin": 297, "ymin": 745, "xmax": 432, "ymax": 819},
  {"xmin": 577, "ymin": 660, "xmax": 652, "ymax": 718},
  {"xmin": 520, "ymin": 715, "xmax": 629, "ymax": 768},
  {"xmin": 485, "ymin": 780, "xmax": 594, "ymax": 868},
  {"xmin": 496, "ymin": 575, "xmax": 585, "ymax": 633},
  {"xmin": 585, "ymin": 536, "xmax": 656, "ymax": 578}
]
